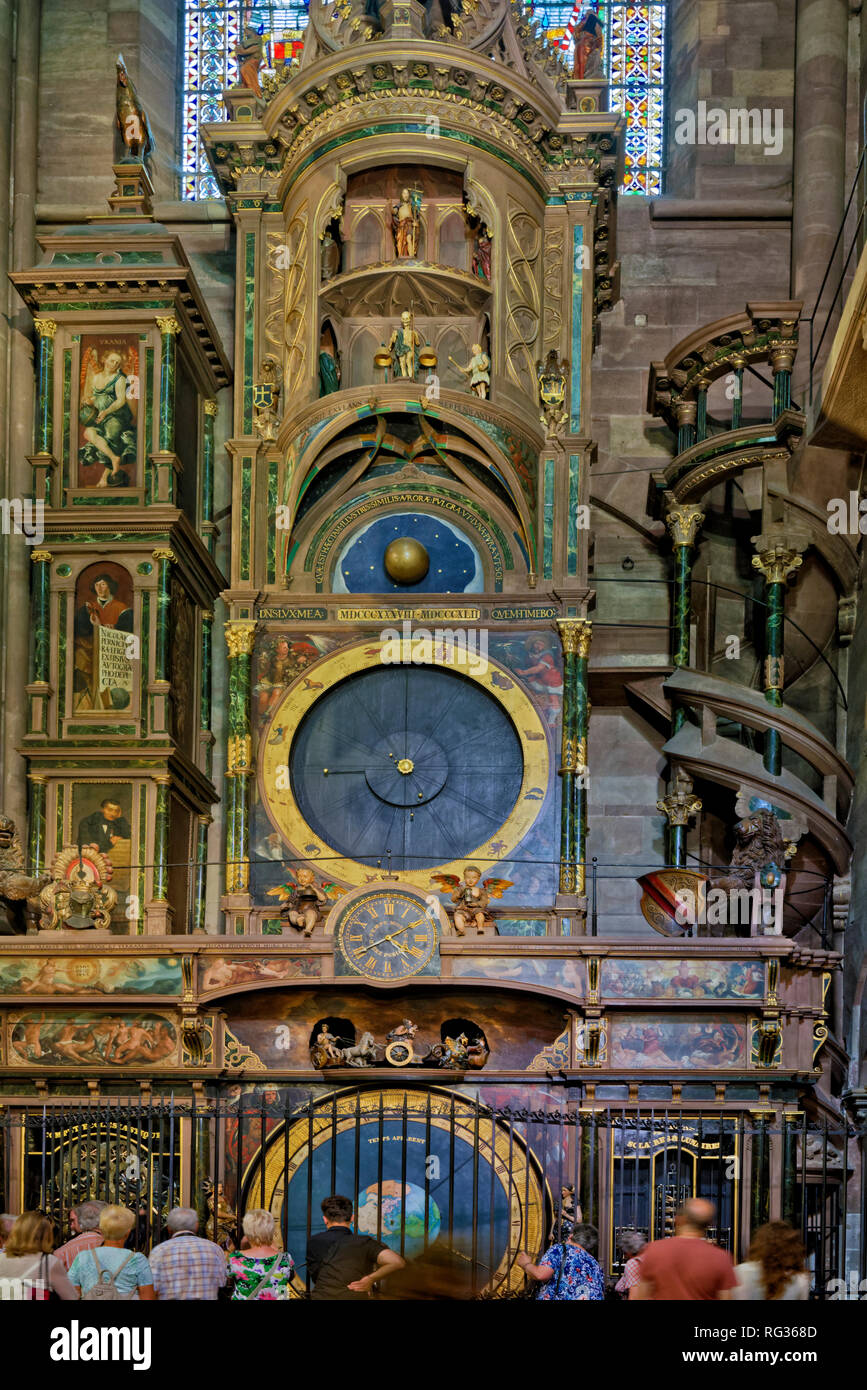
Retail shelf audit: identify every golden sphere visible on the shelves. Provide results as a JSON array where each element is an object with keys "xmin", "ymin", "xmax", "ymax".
[{"xmin": 384, "ymin": 537, "xmax": 430, "ymax": 584}]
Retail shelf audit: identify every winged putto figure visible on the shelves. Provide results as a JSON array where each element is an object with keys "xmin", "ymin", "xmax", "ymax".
[
  {"xmin": 267, "ymin": 865, "xmax": 344, "ymax": 936},
  {"xmin": 429, "ymin": 866, "xmax": 513, "ymax": 936}
]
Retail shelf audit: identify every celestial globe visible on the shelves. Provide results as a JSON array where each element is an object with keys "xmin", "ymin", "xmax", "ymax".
[{"xmin": 384, "ymin": 536, "xmax": 430, "ymax": 584}]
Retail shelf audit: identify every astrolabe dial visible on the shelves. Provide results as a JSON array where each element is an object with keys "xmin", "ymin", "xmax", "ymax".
[{"xmin": 336, "ymin": 888, "xmax": 438, "ymax": 982}]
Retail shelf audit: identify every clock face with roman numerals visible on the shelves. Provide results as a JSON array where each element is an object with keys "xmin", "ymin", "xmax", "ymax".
[{"xmin": 335, "ymin": 889, "xmax": 438, "ymax": 981}]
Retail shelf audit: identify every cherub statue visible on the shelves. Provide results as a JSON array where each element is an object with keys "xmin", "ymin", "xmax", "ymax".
[
  {"xmin": 430, "ymin": 866, "xmax": 513, "ymax": 936},
  {"xmin": 388, "ymin": 310, "xmax": 423, "ymax": 379},
  {"xmin": 449, "ymin": 344, "xmax": 491, "ymax": 399},
  {"xmin": 235, "ymin": 26, "xmax": 265, "ymax": 95},
  {"xmin": 115, "ymin": 55, "xmax": 155, "ymax": 167},
  {"xmin": 0, "ymin": 814, "xmax": 49, "ymax": 935},
  {"xmin": 392, "ymin": 187, "xmax": 422, "ymax": 258},
  {"xmin": 267, "ymin": 865, "xmax": 344, "ymax": 936}
]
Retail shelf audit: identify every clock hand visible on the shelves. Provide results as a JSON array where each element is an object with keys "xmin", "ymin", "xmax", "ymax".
[{"xmin": 365, "ymin": 922, "xmax": 416, "ymax": 950}]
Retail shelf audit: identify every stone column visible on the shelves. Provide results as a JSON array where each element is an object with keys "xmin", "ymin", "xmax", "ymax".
[
  {"xmin": 153, "ymin": 315, "xmax": 181, "ymax": 504},
  {"xmin": 202, "ymin": 399, "xmax": 218, "ymax": 558},
  {"xmin": 781, "ymin": 1112, "xmax": 801, "ymax": 1227},
  {"xmin": 749, "ymin": 1111, "xmax": 771, "ymax": 1231},
  {"xmin": 730, "ymin": 354, "xmax": 745, "ymax": 430},
  {"xmin": 664, "ymin": 500, "xmax": 704, "ymax": 728},
  {"xmin": 225, "ymin": 621, "xmax": 257, "ymax": 898},
  {"xmin": 751, "ymin": 531, "xmax": 808, "ymax": 776},
  {"xmin": 657, "ymin": 766, "xmax": 702, "ymax": 871},
  {"xmin": 556, "ymin": 619, "xmax": 591, "ymax": 899},
  {"xmin": 27, "ymin": 549, "xmax": 52, "ymax": 740},
  {"xmin": 2, "ymin": 0, "xmax": 40, "ymax": 833},
  {"xmin": 790, "ymin": 0, "xmax": 848, "ymax": 384},
  {"xmin": 152, "ymin": 548, "xmax": 175, "ymax": 685}
]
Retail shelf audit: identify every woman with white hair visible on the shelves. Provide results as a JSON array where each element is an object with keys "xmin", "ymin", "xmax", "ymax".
[{"xmin": 228, "ymin": 1209, "xmax": 295, "ymax": 1300}]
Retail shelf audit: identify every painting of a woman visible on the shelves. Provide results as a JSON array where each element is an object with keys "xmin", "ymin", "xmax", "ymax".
[{"xmin": 78, "ymin": 339, "xmax": 138, "ymax": 488}]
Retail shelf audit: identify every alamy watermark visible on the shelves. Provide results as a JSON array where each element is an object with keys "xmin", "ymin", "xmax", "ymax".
[
  {"xmin": 0, "ymin": 497, "xmax": 44, "ymax": 545},
  {"xmin": 380, "ymin": 620, "xmax": 489, "ymax": 676},
  {"xmin": 675, "ymin": 885, "xmax": 784, "ymax": 933},
  {"xmin": 674, "ymin": 102, "xmax": 784, "ymax": 157}
]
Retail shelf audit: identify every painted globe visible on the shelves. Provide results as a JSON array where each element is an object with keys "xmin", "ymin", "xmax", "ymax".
[
  {"xmin": 384, "ymin": 537, "xmax": 430, "ymax": 584},
  {"xmin": 356, "ymin": 1179, "xmax": 441, "ymax": 1259}
]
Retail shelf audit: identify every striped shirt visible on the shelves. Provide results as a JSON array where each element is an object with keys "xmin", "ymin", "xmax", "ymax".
[
  {"xmin": 54, "ymin": 1230, "xmax": 103, "ymax": 1272},
  {"xmin": 149, "ymin": 1232, "xmax": 228, "ymax": 1301},
  {"xmin": 615, "ymin": 1255, "xmax": 643, "ymax": 1293}
]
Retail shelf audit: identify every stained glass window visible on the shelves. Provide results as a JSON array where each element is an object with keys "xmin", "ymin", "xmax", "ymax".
[
  {"xmin": 182, "ymin": 2, "xmax": 309, "ymax": 200},
  {"xmin": 533, "ymin": 1, "xmax": 667, "ymax": 196}
]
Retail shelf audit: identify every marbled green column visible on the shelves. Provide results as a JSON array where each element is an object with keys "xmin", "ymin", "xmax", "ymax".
[
  {"xmin": 156, "ymin": 316, "xmax": 181, "ymax": 455},
  {"xmin": 152, "ymin": 775, "xmax": 171, "ymax": 902},
  {"xmin": 28, "ymin": 773, "xmax": 46, "ymax": 877},
  {"xmin": 730, "ymin": 355, "xmax": 745, "ymax": 430},
  {"xmin": 557, "ymin": 620, "xmax": 591, "ymax": 896},
  {"xmin": 30, "ymin": 549, "xmax": 51, "ymax": 685},
  {"xmin": 771, "ymin": 345, "xmax": 794, "ymax": 420},
  {"xmin": 752, "ymin": 538, "xmax": 805, "ymax": 776},
  {"xmin": 202, "ymin": 399, "xmax": 218, "ymax": 558},
  {"xmin": 33, "ymin": 319, "xmax": 57, "ymax": 457},
  {"xmin": 201, "ymin": 608, "xmax": 213, "ymax": 781},
  {"xmin": 193, "ymin": 813, "xmax": 211, "ymax": 932},
  {"xmin": 657, "ymin": 767, "xmax": 702, "ymax": 871},
  {"xmin": 696, "ymin": 387, "xmax": 708, "ymax": 443},
  {"xmin": 152, "ymin": 549, "xmax": 175, "ymax": 685},
  {"xmin": 665, "ymin": 503, "xmax": 704, "ymax": 732},
  {"xmin": 675, "ymin": 400, "xmax": 697, "ymax": 455},
  {"xmin": 225, "ymin": 621, "xmax": 256, "ymax": 895}
]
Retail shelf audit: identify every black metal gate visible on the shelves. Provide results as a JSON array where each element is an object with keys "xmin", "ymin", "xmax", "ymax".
[{"xmin": 1, "ymin": 1091, "xmax": 860, "ymax": 1298}]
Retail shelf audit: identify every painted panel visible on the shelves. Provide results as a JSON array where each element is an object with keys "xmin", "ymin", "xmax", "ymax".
[
  {"xmin": 609, "ymin": 1014, "xmax": 748, "ymax": 1069},
  {"xmin": 7, "ymin": 1011, "xmax": 179, "ymax": 1067},
  {"xmin": 200, "ymin": 955, "xmax": 321, "ymax": 993},
  {"xmin": 451, "ymin": 954, "xmax": 583, "ymax": 993},
  {"xmin": 600, "ymin": 959, "xmax": 766, "ymax": 1000},
  {"xmin": 0, "ymin": 956, "xmax": 183, "ymax": 996}
]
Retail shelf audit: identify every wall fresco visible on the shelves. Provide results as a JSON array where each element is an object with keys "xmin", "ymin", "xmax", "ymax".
[
  {"xmin": 0, "ymin": 956, "xmax": 182, "ymax": 996},
  {"xmin": 599, "ymin": 958, "xmax": 765, "ymax": 1000},
  {"xmin": 608, "ymin": 1015, "xmax": 748, "ymax": 1069}
]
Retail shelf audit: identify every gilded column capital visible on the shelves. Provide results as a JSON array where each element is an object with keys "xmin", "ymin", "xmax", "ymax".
[
  {"xmin": 33, "ymin": 319, "xmax": 57, "ymax": 339},
  {"xmin": 156, "ymin": 316, "xmax": 181, "ymax": 337},
  {"xmin": 30, "ymin": 550, "xmax": 52, "ymax": 564},
  {"xmin": 556, "ymin": 618, "xmax": 592, "ymax": 658},
  {"xmin": 225, "ymin": 620, "xmax": 257, "ymax": 658},
  {"xmin": 657, "ymin": 767, "xmax": 702, "ymax": 827},
  {"xmin": 203, "ymin": 399, "xmax": 219, "ymax": 417},
  {"xmin": 152, "ymin": 548, "xmax": 176, "ymax": 564},
  {"xmin": 202, "ymin": 609, "xmax": 214, "ymax": 622},
  {"xmin": 665, "ymin": 503, "xmax": 704, "ymax": 549},
  {"xmin": 153, "ymin": 773, "xmax": 173, "ymax": 787},
  {"xmin": 751, "ymin": 541, "xmax": 805, "ymax": 585},
  {"xmin": 769, "ymin": 345, "xmax": 796, "ymax": 375},
  {"xmin": 674, "ymin": 399, "xmax": 697, "ymax": 427}
]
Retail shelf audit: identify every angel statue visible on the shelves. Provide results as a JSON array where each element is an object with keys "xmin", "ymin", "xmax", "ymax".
[
  {"xmin": 115, "ymin": 55, "xmax": 155, "ymax": 167},
  {"xmin": 430, "ymin": 865, "xmax": 513, "ymax": 936},
  {"xmin": 267, "ymin": 865, "xmax": 344, "ymax": 936}
]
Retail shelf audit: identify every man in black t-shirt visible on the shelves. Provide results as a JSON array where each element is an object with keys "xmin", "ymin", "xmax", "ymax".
[{"xmin": 306, "ymin": 1194, "xmax": 405, "ymax": 1300}]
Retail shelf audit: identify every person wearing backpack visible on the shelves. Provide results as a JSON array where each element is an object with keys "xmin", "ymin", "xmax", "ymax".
[
  {"xmin": 227, "ymin": 1209, "xmax": 296, "ymax": 1300},
  {"xmin": 0, "ymin": 1212, "xmax": 77, "ymax": 1300},
  {"xmin": 68, "ymin": 1204, "xmax": 155, "ymax": 1301}
]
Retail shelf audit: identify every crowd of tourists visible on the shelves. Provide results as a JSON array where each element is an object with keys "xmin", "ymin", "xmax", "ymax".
[{"xmin": 0, "ymin": 1194, "xmax": 809, "ymax": 1301}]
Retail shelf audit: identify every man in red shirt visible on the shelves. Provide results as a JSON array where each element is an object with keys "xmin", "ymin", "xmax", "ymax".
[
  {"xmin": 54, "ymin": 1200, "xmax": 106, "ymax": 1272},
  {"xmin": 630, "ymin": 1199, "xmax": 737, "ymax": 1301}
]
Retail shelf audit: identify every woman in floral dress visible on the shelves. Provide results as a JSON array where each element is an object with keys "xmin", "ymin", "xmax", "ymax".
[
  {"xmin": 516, "ymin": 1223, "xmax": 605, "ymax": 1301},
  {"xmin": 228, "ymin": 1210, "xmax": 296, "ymax": 1300}
]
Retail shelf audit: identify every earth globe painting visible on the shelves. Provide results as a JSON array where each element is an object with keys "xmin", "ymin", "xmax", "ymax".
[
  {"xmin": 356, "ymin": 1180, "xmax": 442, "ymax": 1259},
  {"xmin": 280, "ymin": 1108, "xmax": 512, "ymax": 1287}
]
